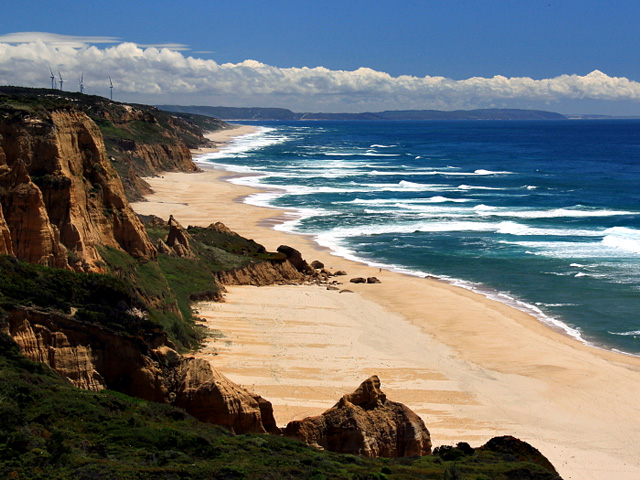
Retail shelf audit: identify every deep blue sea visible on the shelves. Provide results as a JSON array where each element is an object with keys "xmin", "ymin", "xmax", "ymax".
[{"xmin": 196, "ymin": 120, "xmax": 640, "ymax": 356}]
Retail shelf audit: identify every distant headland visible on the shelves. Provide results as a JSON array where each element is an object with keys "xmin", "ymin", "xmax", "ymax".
[{"xmin": 158, "ymin": 105, "xmax": 568, "ymax": 121}]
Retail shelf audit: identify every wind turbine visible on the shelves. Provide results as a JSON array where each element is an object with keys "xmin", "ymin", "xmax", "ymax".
[
  {"xmin": 58, "ymin": 71, "xmax": 64, "ymax": 91},
  {"xmin": 109, "ymin": 76, "xmax": 113, "ymax": 100},
  {"xmin": 49, "ymin": 68, "xmax": 55, "ymax": 89},
  {"xmin": 79, "ymin": 73, "xmax": 84, "ymax": 94}
]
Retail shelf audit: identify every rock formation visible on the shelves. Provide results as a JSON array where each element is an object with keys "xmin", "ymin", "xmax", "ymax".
[
  {"xmin": 277, "ymin": 245, "xmax": 314, "ymax": 275},
  {"xmin": 0, "ymin": 108, "xmax": 156, "ymax": 271},
  {"xmin": 0, "ymin": 157, "xmax": 69, "ymax": 268},
  {"xmin": 169, "ymin": 356, "xmax": 280, "ymax": 434},
  {"xmin": 5, "ymin": 306, "xmax": 277, "ymax": 434},
  {"xmin": 166, "ymin": 215, "xmax": 195, "ymax": 257},
  {"xmin": 284, "ymin": 376, "xmax": 432, "ymax": 457},
  {"xmin": 215, "ymin": 259, "xmax": 305, "ymax": 286},
  {"xmin": 0, "ymin": 203, "xmax": 13, "ymax": 256}
]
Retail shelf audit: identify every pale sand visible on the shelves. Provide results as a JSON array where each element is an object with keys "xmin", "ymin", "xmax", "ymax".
[{"xmin": 131, "ymin": 128, "xmax": 640, "ymax": 480}]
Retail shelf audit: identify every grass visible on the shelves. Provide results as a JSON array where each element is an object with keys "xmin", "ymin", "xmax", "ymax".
[
  {"xmin": 94, "ymin": 220, "xmax": 288, "ymax": 351},
  {"xmin": 0, "ymin": 329, "xmax": 561, "ymax": 479}
]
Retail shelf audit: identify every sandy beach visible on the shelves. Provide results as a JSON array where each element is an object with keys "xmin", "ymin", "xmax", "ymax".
[{"xmin": 131, "ymin": 126, "xmax": 640, "ymax": 480}]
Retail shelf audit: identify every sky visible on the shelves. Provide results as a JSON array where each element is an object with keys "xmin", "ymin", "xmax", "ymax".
[{"xmin": 1, "ymin": 0, "xmax": 639, "ymax": 115}]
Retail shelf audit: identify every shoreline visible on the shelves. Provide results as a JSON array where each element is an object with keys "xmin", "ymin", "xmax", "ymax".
[{"xmin": 131, "ymin": 126, "xmax": 640, "ymax": 480}]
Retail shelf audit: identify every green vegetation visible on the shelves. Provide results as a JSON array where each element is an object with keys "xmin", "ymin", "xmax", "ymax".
[
  {"xmin": 0, "ymin": 255, "xmax": 150, "ymax": 336},
  {"xmin": 95, "ymin": 219, "xmax": 286, "ymax": 350},
  {"xmin": 0, "ymin": 329, "xmax": 560, "ymax": 479}
]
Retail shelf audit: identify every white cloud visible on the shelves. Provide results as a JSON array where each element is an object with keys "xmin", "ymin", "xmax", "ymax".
[
  {"xmin": 0, "ymin": 32, "xmax": 121, "ymax": 48},
  {"xmin": 1, "ymin": 34, "xmax": 639, "ymax": 113}
]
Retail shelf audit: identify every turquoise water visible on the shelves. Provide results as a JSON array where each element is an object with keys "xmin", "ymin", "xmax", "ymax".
[{"xmin": 197, "ymin": 120, "xmax": 640, "ymax": 355}]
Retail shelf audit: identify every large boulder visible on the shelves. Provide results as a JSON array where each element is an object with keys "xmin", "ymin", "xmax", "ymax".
[
  {"xmin": 277, "ymin": 245, "xmax": 314, "ymax": 274},
  {"xmin": 169, "ymin": 356, "xmax": 280, "ymax": 435},
  {"xmin": 284, "ymin": 376, "xmax": 432, "ymax": 457}
]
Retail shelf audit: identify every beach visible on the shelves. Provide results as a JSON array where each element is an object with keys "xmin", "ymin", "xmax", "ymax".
[{"xmin": 131, "ymin": 126, "xmax": 640, "ymax": 480}]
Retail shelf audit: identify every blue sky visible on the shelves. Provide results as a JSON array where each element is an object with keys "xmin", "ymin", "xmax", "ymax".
[{"xmin": 1, "ymin": 1, "xmax": 639, "ymax": 114}]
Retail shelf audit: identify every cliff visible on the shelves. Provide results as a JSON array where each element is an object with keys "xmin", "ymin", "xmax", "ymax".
[
  {"xmin": 0, "ymin": 86, "xmax": 229, "ymax": 201},
  {"xmin": 0, "ymin": 107, "xmax": 156, "ymax": 271},
  {"xmin": 5, "ymin": 305, "xmax": 277, "ymax": 434}
]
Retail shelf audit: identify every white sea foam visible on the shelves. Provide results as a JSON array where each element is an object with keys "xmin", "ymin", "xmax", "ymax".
[
  {"xmin": 362, "ymin": 182, "xmax": 449, "ymax": 192},
  {"xmin": 601, "ymin": 227, "xmax": 640, "ymax": 254},
  {"xmin": 474, "ymin": 206, "xmax": 638, "ymax": 219},
  {"xmin": 195, "ymin": 126, "xmax": 287, "ymax": 161},
  {"xmin": 474, "ymin": 169, "xmax": 513, "ymax": 175},
  {"xmin": 509, "ymin": 239, "xmax": 640, "ymax": 259},
  {"xmin": 345, "ymin": 196, "xmax": 469, "ymax": 206},
  {"xmin": 535, "ymin": 302, "xmax": 578, "ymax": 307},
  {"xmin": 457, "ymin": 184, "xmax": 505, "ymax": 190},
  {"xmin": 496, "ymin": 221, "xmax": 601, "ymax": 237},
  {"xmin": 609, "ymin": 330, "xmax": 640, "ymax": 336}
]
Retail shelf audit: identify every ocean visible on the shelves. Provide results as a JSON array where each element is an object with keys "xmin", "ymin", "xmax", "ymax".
[{"xmin": 196, "ymin": 120, "xmax": 640, "ymax": 356}]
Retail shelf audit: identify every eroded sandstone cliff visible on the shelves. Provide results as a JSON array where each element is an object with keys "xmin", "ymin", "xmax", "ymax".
[
  {"xmin": 0, "ymin": 107, "xmax": 156, "ymax": 271},
  {"xmin": 5, "ymin": 306, "xmax": 277, "ymax": 434}
]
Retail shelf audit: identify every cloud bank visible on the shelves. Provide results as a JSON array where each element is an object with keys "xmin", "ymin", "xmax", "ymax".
[{"xmin": 1, "ymin": 35, "xmax": 639, "ymax": 113}]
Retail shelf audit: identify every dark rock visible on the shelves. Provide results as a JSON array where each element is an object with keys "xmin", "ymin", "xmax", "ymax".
[
  {"xmin": 350, "ymin": 277, "xmax": 366, "ymax": 284},
  {"xmin": 311, "ymin": 260, "xmax": 325, "ymax": 269},
  {"xmin": 334, "ymin": 270, "xmax": 347, "ymax": 276},
  {"xmin": 367, "ymin": 277, "xmax": 381, "ymax": 284},
  {"xmin": 277, "ymin": 245, "xmax": 314, "ymax": 274}
]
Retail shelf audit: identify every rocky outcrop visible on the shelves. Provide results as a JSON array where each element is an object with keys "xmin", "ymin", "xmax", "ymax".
[
  {"xmin": 284, "ymin": 376, "xmax": 432, "ymax": 457},
  {"xmin": 166, "ymin": 215, "xmax": 195, "ymax": 258},
  {"xmin": 277, "ymin": 245, "xmax": 314, "ymax": 275},
  {"xmin": 0, "ymin": 108, "xmax": 156, "ymax": 271},
  {"xmin": 168, "ymin": 356, "xmax": 279, "ymax": 434},
  {"xmin": 0, "ymin": 203, "xmax": 13, "ymax": 256},
  {"xmin": 5, "ymin": 306, "xmax": 277, "ymax": 434},
  {"xmin": 9, "ymin": 309, "xmax": 106, "ymax": 391},
  {"xmin": 0, "ymin": 157, "xmax": 69, "ymax": 268},
  {"xmin": 215, "ymin": 259, "xmax": 305, "ymax": 286}
]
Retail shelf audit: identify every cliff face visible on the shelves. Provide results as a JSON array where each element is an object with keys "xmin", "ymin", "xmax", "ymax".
[
  {"xmin": 215, "ymin": 259, "xmax": 305, "ymax": 286},
  {"xmin": 0, "ymin": 108, "xmax": 156, "ymax": 271},
  {"xmin": 6, "ymin": 306, "xmax": 278, "ymax": 434}
]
